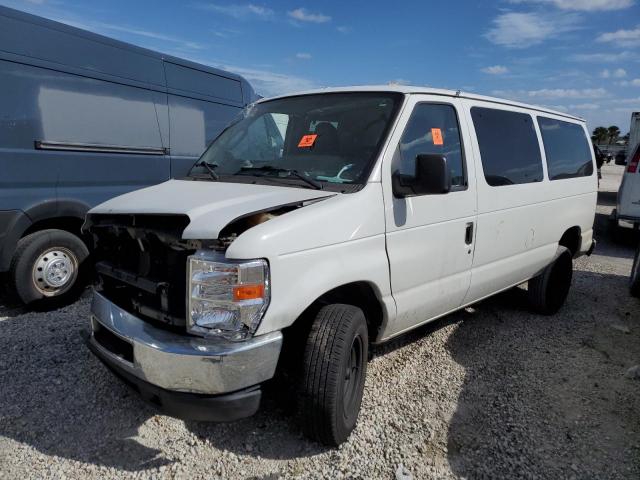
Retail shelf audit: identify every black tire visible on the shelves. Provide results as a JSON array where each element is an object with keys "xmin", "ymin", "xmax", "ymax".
[
  {"xmin": 630, "ymin": 244, "xmax": 640, "ymax": 298},
  {"xmin": 528, "ymin": 246, "xmax": 573, "ymax": 315},
  {"xmin": 9, "ymin": 229, "xmax": 89, "ymax": 307},
  {"xmin": 299, "ymin": 304, "xmax": 368, "ymax": 446}
]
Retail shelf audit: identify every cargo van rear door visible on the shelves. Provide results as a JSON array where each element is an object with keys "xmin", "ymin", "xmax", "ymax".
[{"xmin": 618, "ymin": 143, "xmax": 640, "ymax": 221}]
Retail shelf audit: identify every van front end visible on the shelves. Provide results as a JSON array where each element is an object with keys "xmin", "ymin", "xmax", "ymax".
[
  {"xmin": 88, "ymin": 290, "xmax": 282, "ymax": 421},
  {"xmin": 83, "ymin": 211, "xmax": 287, "ymax": 421}
]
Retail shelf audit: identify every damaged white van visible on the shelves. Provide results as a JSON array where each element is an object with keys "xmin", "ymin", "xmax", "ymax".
[{"xmin": 84, "ymin": 87, "xmax": 597, "ymax": 446}]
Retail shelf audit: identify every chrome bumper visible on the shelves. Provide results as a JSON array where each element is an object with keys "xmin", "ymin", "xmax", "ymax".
[{"xmin": 89, "ymin": 290, "xmax": 283, "ymax": 395}]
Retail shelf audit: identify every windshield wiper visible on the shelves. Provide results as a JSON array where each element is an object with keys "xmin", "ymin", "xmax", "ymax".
[
  {"xmin": 238, "ymin": 166, "xmax": 323, "ymax": 190},
  {"xmin": 191, "ymin": 160, "xmax": 219, "ymax": 181}
]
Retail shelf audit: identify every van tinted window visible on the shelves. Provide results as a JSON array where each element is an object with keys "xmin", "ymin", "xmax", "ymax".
[
  {"xmin": 537, "ymin": 117, "xmax": 593, "ymax": 180},
  {"xmin": 471, "ymin": 107, "xmax": 543, "ymax": 186},
  {"xmin": 399, "ymin": 104, "xmax": 466, "ymax": 188}
]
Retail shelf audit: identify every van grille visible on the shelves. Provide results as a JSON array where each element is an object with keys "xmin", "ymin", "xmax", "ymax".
[{"xmin": 87, "ymin": 214, "xmax": 194, "ymax": 329}]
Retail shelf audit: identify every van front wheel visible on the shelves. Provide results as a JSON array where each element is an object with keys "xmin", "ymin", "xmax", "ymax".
[
  {"xmin": 528, "ymin": 246, "xmax": 573, "ymax": 315},
  {"xmin": 299, "ymin": 304, "xmax": 368, "ymax": 446}
]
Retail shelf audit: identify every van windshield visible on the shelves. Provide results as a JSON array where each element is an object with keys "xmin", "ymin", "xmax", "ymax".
[{"xmin": 191, "ymin": 92, "xmax": 403, "ymax": 190}]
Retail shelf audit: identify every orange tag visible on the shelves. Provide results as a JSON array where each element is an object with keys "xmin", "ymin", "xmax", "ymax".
[
  {"xmin": 431, "ymin": 128, "xmax": 443, "ymax": 145},
  {"xmin": 298, "ymin": 134, "xmax": 317, "ymax": 148}
]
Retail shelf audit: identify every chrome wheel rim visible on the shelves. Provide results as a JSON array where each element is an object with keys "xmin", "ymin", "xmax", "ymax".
[{"xmin": 32, "ymin": 247, "xmax": 78, "ymax": 297}]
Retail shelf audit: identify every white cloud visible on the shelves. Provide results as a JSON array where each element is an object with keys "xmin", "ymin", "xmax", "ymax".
[
  {"xmin": 617, "ymin": 78, "xmax": 640, "ymax": 87},
  {"xmin": 295, "ymin": 52, "xmax": 312, "ymax": 60},
  {"xmin": 528, "ymin": 88, "xmax": 608, "ymax": 98},
  {"xmin": 509, "ymin": 0, "xmax": 634, "ymax": 11},
  {"xmin": 388, "ymin": 79, "xmax": 411, "ymax": 85},
  {"xmin": 568, "ymin": 103, "xmax": 600, "ymax": 110},
  {"xmin": 611, "ymin": 97, "xmax": 640, "ymax": 104},
  {"xmin": 493, "ymin": 88, "xmax": 609, "ymax": 100},
  {"xmin": 337, "ymin": 26, "xmax": 351, "ymax": 34},
  {"xmin": 570, "ymin": 51, "xmax": 636, "ymax": 62},
  {"xmin": 98, "ymin": 24, "xmax": 205, "ymax": 50},
  {"xmin": 600, "ymin": 68, "xmax": 627, "ymax": 78},
  {"xmin": 485, "ymin": 12, "xmax": 580, "ymax": 48},
  {"xmin": 220, "ymin": 64, "xmax": 318, "ymax": 97},
  {"xmin": 198, "ymin": 3, "xmax": 274, "ymax": 19},
  {"xmin": 288, "ymin": 8, "xmax": 331, "ymax": 23},
  {"xmin": 597, "ymin": 26, "xmax": 640, "ymax": 47},
  {"xmin": 481, "ymin": 65, "xmax": 509, "ymax": 74}
]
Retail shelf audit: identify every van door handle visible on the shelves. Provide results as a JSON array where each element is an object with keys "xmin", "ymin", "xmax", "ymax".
[{"xmin": 465, "ymin": 222, "xmax": 474, "ymax": 245}]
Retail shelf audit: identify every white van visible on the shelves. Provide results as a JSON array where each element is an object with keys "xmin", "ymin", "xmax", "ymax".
[
  {"xmin": 616, "ymin": 140, "xmax": 640, "ymax": 295},
  {"xmin": 84, "ymin": 86, "xmax": 597, "ymax": 446}
]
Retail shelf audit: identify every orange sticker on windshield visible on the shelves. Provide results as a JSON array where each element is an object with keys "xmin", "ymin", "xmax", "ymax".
[
  {"xmin": 431, "ymin": 128, "xmax": 444, "ymax": 145},
  {"xmin": 298, "ymin": 134, "xmax": 317, "ymax": 148}
]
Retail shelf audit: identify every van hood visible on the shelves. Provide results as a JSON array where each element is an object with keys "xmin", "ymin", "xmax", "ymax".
[{"xmin": 88, "ymin": 179, "xmax": 336, "ymax": 239}]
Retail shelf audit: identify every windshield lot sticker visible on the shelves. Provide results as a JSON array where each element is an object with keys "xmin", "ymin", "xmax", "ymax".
[
  {"xmin": 431, "ymin": 128, "xmax": 444, "ymax": 145},
  {"xmin": 298, "ymin": 134, "xmax": 318, "ymax": 148}
]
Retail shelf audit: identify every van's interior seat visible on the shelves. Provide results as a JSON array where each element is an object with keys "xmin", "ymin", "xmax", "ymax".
[{"xmin": 314, "ymin": 122, "xmax": 340, "ymax": 155}]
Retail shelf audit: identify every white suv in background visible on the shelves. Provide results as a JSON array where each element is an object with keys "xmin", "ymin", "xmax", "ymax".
[{"xmin": 83, "ymin": 86, "xmax": 597, "ymax": 446}]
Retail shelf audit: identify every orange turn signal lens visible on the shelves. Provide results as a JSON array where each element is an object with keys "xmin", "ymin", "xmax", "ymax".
[{"xmin": 233, "ymin": 284, "xmax": 265, "ymax": 301}]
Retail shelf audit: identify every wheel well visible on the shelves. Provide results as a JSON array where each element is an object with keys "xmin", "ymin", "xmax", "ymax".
[
  {"xmin": 22, "ymin": 217, "xmax": 91, "ymax": 247},
  {"xmin": 283, "ymin": 282, "xmax": 384, "ymax": 346},
  {"xmin": 274, "ymin": 282, "xmax": 385, "ymax": 384},
  {"xmin": 559, "ymin": 226, "xmax": 581, "ymax": 257}
]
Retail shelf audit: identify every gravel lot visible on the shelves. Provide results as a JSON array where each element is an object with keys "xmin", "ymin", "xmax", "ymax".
[{"xmin": 1, "ymin": 164, "xmax": 639, "ymax": 479}]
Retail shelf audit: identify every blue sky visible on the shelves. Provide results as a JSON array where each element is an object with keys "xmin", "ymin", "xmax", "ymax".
[{"xmin": 3, "ymin": 0, "xmax": 640, "ymax": 133}]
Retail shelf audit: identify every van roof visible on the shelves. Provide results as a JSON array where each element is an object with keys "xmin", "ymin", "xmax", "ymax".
[
  {"xmin": 262, "ymin": 85, "xmax": 585, "ymax": 123},
  {"xmin": 0, "ymin": 5, "xmax": 248, "ymax": 86}
]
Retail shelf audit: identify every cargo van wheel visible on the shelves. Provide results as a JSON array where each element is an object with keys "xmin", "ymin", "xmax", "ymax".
[
  {"xmin": 528, "ymin": 246, "xmax": 573, "ymax": 315},
  {"xmin": 9, "ymin": 229, "xmax": 89, "ymax": 306},
  {"xmin": 299, "ymin": 304, "xmax": 368, "ymax": 446},
  {"xmin": 630, "ymin": 244, "xmax": 640, "ymax": 298}
]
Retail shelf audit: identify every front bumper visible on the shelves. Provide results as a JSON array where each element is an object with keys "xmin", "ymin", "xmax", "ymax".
[{"xmin": 88, "ymin": 290, "xmax": 282, "ymax": 419}]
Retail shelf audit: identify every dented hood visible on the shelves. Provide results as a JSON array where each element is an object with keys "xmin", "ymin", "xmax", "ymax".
[{"xmin": 89, "ymin": 179, "xmax": 336, "ymax": 239}]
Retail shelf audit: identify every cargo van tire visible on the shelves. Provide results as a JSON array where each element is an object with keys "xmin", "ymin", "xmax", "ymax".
[
  {"xmin": 299, "ymin": 304, "xmax": 368, "ymax": 446},
  {"xmin": 630, "ymin": 244, "xmax": 640, "ymax": 298},
  {"xmin": 528, "ymin": 246, "xmax": 573, "ymax": 315},
  {"xmin": 9, "ymin": 229, "xmax": 89, "ymax": 306}
]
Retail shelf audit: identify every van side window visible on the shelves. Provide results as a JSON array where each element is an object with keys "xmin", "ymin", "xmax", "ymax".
[
  {"xmin": 399, "ymin": 104, "xmax": 466, "ymax": 189},
  {"xmin": 537, "ymin": 117, "xmax": 594, "ymax": 180},
  {"xmin": 471, "ymin": 107, "xmax": 543, "ymax": 186}
]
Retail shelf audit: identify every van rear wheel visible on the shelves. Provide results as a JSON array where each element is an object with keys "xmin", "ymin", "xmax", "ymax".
[
  {"xmin": 528, "ymin": 246, "xmax": 573, "ymax": 315},
  {"xmin": 299, "ymin": 304, "xmax": 368, "ymax": 446},
  {"xmin": 9, "ymin": 229, "xmax": 89, "ymax": 306},
  {"xmin": 630, "ymin": 244, "xmax": 640, "ymax": 298}
]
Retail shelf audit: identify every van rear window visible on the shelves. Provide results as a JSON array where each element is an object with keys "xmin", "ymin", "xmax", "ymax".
[
  {"xmin": 537, "ymin": 117, "xmax": 594, "ymax": 180},
  {"xmin": 471, "ymin": 107, "xmax": 544, "ymax": 186}
]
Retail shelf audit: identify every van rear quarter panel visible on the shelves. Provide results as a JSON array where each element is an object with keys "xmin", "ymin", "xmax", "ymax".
[{"xmin": 461, "ymin": 100, "xmax": 597, "ymax": 303}]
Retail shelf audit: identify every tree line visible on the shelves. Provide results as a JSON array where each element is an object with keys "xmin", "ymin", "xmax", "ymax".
[{"xmin": 592, "ymin": 126, "xmax": 630, "ymax": 145}]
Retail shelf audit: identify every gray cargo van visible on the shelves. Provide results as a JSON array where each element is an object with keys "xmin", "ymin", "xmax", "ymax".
[{"xmin": 0, "ymin": 6, "xmax": 256, "ymax": 306}]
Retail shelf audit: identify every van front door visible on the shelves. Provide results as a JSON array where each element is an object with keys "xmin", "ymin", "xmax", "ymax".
[{"xmin": 382, "ymin": 96, "xmax": 477, "ymax": 339}]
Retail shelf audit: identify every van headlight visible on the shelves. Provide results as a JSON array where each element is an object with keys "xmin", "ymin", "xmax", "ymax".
[{"xmin": 187, "ymin": 252, "xmax": 270, "ymax": 341}]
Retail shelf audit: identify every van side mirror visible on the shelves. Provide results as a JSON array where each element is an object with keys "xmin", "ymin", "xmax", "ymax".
[{"xmin": 392, "ymin": 154, "xmax": 451, "ymax": 197}]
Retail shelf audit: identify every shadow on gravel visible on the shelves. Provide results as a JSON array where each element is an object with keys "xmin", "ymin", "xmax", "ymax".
[
  {"xmin": 0, "ymin": 299, "xmax": 170, "ymax": 472},
  {"xmin": 445, "ymin": 271, "xmax": 640, "ymax": 478}
]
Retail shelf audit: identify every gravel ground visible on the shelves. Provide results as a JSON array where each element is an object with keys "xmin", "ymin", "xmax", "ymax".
[{"xmin": 1, "ymin": 164, "xmax": 639, "ymax": 479}]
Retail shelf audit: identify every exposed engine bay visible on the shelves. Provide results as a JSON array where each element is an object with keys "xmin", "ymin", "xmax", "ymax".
[{"xmin": 83, "ymin": 204, "xmax": 300, "ymax": 330}]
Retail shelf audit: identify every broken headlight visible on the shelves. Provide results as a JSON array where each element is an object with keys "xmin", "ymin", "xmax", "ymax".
[{"xmin": 187, "ymin": 251, "xmax": 270, "ymax": 341}]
